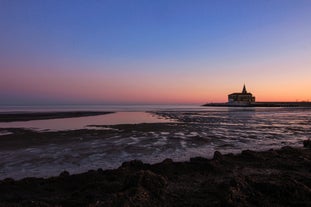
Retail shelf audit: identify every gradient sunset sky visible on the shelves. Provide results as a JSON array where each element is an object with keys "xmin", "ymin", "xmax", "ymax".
[{"xmin": 1, "ymin": 0, "xmax": 311, "ymax": 105}]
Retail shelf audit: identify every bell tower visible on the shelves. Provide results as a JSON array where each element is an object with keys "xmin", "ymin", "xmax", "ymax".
[{"xmin": 242, "ymin": 84, "xmax": 247, "ymax": 94}]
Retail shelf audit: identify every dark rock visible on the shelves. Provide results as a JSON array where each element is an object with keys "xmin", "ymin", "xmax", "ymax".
[
  {"xmin": 21, "ymin": 200, "xmax": 53, "ymax": 207},
  {"xmin": 97, "ymin": 168, "xmax": 104, "ymax": 173},
  {"xmin": 190, "ymin": 156, "xmax": 209, "ymax": 163},
  {"xmin": 303, "ymin": 139, "xmax": 311, "ymax": 148},
  {"xmin": 241, "ymin": 149, "xmax": 253, "ymax": 155},
  {"xmin": 121, "ymin": 160, "xmax": 144, "ymax": 169},
  {"xmin": 189, "ymin": 157, "xmax": 216, "ymax": 172},
  {"xmin": 225, "ymin": 176, "xmax": 250, "ymax": 206},
  {"xmin": 241, "ymin": 149, "xmax": 262, "ymax": 160},
  {"xmin": 87, "ymin": 169, "xmax": 96, "ymax": 173},
  {"xmin": 213, "ymin": 151, "xmax": 223, "ymax": 161},
  {"xmin": 1, "ymin": 146, "xmax": 311, "ymax": 206},
  {"xmin": 281, "ymin": 146, "xmax": 295, "ymax": 151},
  {"xmin": 124, "ymin": 170, "xmax": 167, "ymax": 194},
  {"xmin": 162, "ymin": 158, "xmax": 173, "ymax": 164},
  {"xmin": 59, "ymin": 170, "xmax": 70, "ymax": 177},
  {"xmin": 119, "ymin": 170, "xmax": 168, "ymax": 207},
  {"xmin": 1, "ymin": 178, "xmax": 15, "ymax": 184}
]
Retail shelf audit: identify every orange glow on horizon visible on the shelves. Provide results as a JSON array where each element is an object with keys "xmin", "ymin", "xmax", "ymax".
[{"xmin": 1, "ymin": 54, "xmax": 311, "ymax": 105}]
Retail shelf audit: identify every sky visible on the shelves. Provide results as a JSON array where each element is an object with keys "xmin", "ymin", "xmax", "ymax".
[{"xmin": 0, "ymin": 0, "xmax": 311, "ymax": 105}]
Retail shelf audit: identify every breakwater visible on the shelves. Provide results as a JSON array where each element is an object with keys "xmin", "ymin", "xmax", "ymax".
[{"xmin": 203, "ymin": 102, "xmax": 311, "ymax": 107}]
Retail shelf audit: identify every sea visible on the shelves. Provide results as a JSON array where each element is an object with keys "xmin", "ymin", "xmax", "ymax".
[{"xmin": 0, "ymin": 105, "xmax": 311, "ymax": 179}]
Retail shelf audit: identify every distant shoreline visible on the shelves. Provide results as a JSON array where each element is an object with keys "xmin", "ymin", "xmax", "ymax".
[
  {"xmin": 0, "ymin": 111, "xmax": 114, "ymax": 122},
  {"xmin": 203, "ymin": 101, "xmax": 311, "ymax": 107}
]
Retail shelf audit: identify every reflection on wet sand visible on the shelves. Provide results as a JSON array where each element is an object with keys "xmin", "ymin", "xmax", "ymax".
[
  {"xmin": 0, "ymin": 112, "xmax": 172, "ymax": 131},
  {"xmin": 0, "ymin": 108, "xmax": 311, "ymax": 179}
]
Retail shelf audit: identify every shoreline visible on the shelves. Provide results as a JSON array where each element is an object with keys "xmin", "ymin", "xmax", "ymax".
[
  {"xmin": 1, "ymin": 143, "xmax": 310, "ymax": 206},
  {"xmin": 0, "ymin": 111, "xmax": 114, "ymax": 122}
]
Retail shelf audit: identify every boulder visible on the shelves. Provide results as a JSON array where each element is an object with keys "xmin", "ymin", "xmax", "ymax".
[
  {"xmin": 213, "ymin": 151, "xmax": 223, "ymax": 161},
  {"xmin": 303, "ymin": 139, "xmax": 311, "ymax": 148}
]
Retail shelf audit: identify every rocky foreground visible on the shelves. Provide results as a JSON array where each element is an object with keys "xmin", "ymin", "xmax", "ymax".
[{"xmin": 0, "ymin": 141, "xmax": 311, "ymax": 207}]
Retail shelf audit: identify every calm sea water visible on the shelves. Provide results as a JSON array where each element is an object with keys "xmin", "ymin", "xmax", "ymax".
[
  {"xmin": 0, "ymin": 112, "xmax": 172, "ymax": 131},
  {"xmin": 0, "ymin": 105, "xmax": 310, "ymax": 179},
  {"xmin": 0, "ymin": 104, "xmax": 203, "ymax": 113}
]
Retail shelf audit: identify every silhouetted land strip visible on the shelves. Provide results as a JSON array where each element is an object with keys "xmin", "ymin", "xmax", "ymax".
[
  {"xmin": 0, "ymin": 111, "xmax": 114, "ymax": 122},
  {"xmin": 0, "ymin": 142, "xmax": 310, "ymax": 206},
  {"xmin": 203, "ymin": 102, "xmax": 311, "ymax": 107}
]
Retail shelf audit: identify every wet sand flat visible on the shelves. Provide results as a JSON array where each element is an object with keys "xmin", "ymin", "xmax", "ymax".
[
  {"xmin": 0, "ymin": 111, "xmax": 113, "ymax": 122},
  {"xmin": 1, "ymin": 108, "xmax": 311, "ymax": 180}
]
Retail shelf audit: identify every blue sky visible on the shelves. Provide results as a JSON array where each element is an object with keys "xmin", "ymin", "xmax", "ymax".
[{"xmin": 1, "ymin": 0, "xmax": 311, "ymax": 104}]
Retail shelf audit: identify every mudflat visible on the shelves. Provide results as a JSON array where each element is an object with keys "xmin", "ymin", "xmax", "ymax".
[
  {"xmin": 0, "ymin": 143, "xmax": 310, "ymax": 207},
  {"xmin": 0, "ymin": 111, "xmax": 114, "ymax": 122}
]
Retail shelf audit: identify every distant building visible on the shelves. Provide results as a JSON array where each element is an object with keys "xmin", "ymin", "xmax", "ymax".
[{"xmin": 228, "ymin": 85, "xmax": 255, "ymax": 105}]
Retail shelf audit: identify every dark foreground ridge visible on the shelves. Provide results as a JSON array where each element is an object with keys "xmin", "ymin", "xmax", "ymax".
[
  {"xmin": 0, "ymin": 111, "xmax": 114, "ymax": 122},
  {"xmin": 1, "ymin": 143, "xmax": 311, "ymax": 207}
]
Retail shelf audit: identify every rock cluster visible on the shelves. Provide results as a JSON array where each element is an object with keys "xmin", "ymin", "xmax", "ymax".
[{"xmin": 0, "ymin": 144, "xmax": 311, "ymax": 207}]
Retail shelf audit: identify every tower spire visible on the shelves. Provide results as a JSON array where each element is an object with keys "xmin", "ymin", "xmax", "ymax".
[{"xmin": 242, "ymin": 84, "xmax": 247, "ymax": 94}]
